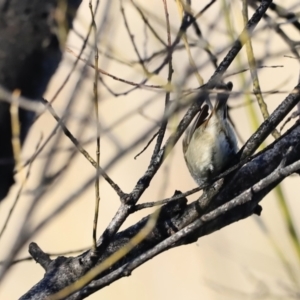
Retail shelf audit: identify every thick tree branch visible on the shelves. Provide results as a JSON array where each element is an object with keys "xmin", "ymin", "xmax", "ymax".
[
  {"xmin": 20, "ymin": 121, "xmax": 300, "ymax": 300},
  {"xmin": 3, "ymin": 1, "xmax": 300, "ymax": 299},
  {"xmin": 90, "ymin": 0, "xmax": 273, "ymax": 265}
]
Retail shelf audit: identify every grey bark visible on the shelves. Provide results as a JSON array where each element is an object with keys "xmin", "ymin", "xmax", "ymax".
[{"xmin": 20, "ymin": 122, "xmax": 300, "ymax": 300}]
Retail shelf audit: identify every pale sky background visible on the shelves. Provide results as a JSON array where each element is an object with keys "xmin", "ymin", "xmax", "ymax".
[{"xmin": 0, "ymin": 1, "xmax": 300, "ymax": 299}]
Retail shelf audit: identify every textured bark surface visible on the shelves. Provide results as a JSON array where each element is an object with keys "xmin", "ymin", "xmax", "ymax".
[
  {"xmin": 2, "ymin": 1, "xmax": 300, "ymax": 299},
  {"xmin": 20, "ymin": 122, "xmax": 300, "ymax": 300}
]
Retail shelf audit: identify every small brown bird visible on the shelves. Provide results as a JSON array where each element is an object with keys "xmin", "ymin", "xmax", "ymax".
[{"xmin": 182, "ymin": 82, "xmax": 238, "ymax": 186}]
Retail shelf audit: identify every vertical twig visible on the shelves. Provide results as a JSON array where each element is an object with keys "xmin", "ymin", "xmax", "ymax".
[
  {"xmin": 175, "ymin": 0, "xmax": 204, "ymax": 85},
  {"xmin": 10, "ymin": 90, "xmax": 22, "ymax": 177},
  {"xmin": 241, "ymin": 0, "xmax": 280, "ymax": 139},
  {"xmin": 151, "ymin": 0, "xmax": 173, "ymax": 158},
  {"xmin": 89, "ymin": 0, "xmax": 101, "ymax": 252}
]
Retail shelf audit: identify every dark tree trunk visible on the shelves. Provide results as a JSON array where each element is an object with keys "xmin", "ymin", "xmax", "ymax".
[{"xmin": 0, "ymin": 0, "xmax": 82, "ymax": 200}]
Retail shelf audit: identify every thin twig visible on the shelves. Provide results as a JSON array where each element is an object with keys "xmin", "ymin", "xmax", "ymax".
[
  {"xmin": 66, "ymin": 47, "xmax": 164, "ymax": 90},
  {"xmin": 240, "ymin": 82, "xmax": 300, "ymax": 159},
  {"xmin": 151, "ymin": 0, "xmax": 174, "ymax": 158},
  {"xmin": 131, "ymin": 0, "xmax": 167, "ymax": 47},
  {"xmin": 89, "ymin": 0, "xmax": 101, "ymax": 252},
  {"xmin": 48, "ymin": 1, "xmax": 98, "ymax": 105},
  {"xmin": 134, "ymin": 131, "xmax": 159, "ymax": 160},
  {"xmin": 133, "ymin": 186, "xmax": 201, "ymax": 212},
  {"xmin": 176, "ymin": 0, "xmax": 204, "ymax": 85},
  {"xmin": 41, "ymin": 98, "xmax": 125, "ymax": 198},
  {"xmin": 242, "ymin": 0, "xmax": 280, "ymax": 139},
  {"xmin": 120, "ymin": 0, "xmax": 150, "ymax": 76},
  {"xmin": 0, "ymin": 246, "xmax": 90, "ymax": 266}
]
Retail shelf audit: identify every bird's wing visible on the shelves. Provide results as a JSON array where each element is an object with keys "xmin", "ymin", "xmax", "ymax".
[{"xmin": 182, "ymin": 104, "xmax": 209, "ymax": 154}]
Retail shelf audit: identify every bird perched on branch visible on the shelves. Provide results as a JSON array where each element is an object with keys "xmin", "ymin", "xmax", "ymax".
[{"xmin": 182, "ymin": 82, "xmax": 238, "ymax": 187}]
